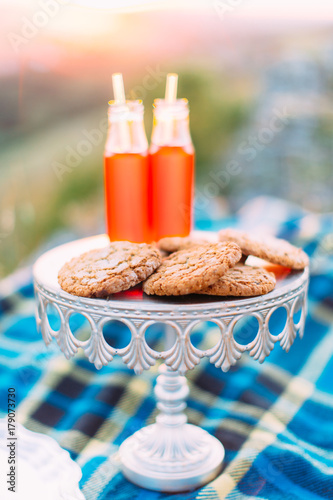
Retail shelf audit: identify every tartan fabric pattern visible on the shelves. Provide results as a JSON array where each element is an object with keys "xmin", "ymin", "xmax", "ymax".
[{"xmin": 0, "ymin": 197, "xmax": 332, "ymax": 499}]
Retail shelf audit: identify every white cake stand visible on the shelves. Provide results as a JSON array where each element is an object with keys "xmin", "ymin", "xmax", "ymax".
[{"xmin": 33, "ymin": 234, "xmax": 309, "ymax": 492}]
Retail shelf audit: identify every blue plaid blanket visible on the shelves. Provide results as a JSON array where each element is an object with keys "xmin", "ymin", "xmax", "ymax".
[{"xmin": 0, "ymin": 197, "xmax": 332, "ymax": 499}]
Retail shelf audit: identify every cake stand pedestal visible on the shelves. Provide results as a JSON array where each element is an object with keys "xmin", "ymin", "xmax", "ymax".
[{"xmin": 33, "ymin": 235, "xmax": 309, "ymax": 492}]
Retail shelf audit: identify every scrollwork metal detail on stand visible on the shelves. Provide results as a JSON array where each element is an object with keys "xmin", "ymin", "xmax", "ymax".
[{"xmin": 35, "ymin": 272, "xmax": 308, "ymax": 375}]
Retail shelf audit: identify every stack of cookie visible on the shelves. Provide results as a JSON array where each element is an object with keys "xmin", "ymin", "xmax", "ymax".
[
  {"xmin": 58, "ymin": 230, "xmax": 308, "ymax": 299},
  {"xmin": 150, "ymin": 229, "xmax": 309, "ymax": 297}
]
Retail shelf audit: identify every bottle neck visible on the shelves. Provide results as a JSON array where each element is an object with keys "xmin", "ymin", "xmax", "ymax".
[
  {"xmin": 105, "ymin": 101, "xmax": 148, "ymax": 156},
  {"xmin": 150, "ymin": 99, "xmax": 193, "ymax": 149}
]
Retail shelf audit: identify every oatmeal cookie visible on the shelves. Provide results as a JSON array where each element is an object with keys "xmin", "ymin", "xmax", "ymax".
[
  {"xmin": 58, "ymin": 241, "xmax": 162, "ymax": 298},
  {"xmin": 218, "ymin": 229, "xmax": 309, "ymax": 269},
  {"xmin": 142, "ymin": 242, "xmax": 242, "ymax": 296}
]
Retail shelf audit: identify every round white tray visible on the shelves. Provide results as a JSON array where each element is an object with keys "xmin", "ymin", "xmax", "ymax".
[
  {"xmin": 33, "ymin": 234, "xmax": 309, "ymax": 492},
  {"xmin": 0, "ymin": 420, "xmax": 84, "ymax": 500}
]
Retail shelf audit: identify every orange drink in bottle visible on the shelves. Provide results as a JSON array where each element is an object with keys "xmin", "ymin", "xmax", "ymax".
[
  {"xmin": 104, "ymin": 98, "xmax": 150, "ymax": 243},
  {"xmin": 149, "ymin": 95, "xmax": 195, "ymax": 241}
]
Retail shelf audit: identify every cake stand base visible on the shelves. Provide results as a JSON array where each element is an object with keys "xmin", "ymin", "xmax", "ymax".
[
  {"xmin": 119, "ymin": 364, "xmax": 225, "ymax": 492},
  {"xmin": 120, "ymin": 424, "xmax": 224, "ymax": 492}
]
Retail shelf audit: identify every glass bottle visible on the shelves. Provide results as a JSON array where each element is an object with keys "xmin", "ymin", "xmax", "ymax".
[
  {"xmin": 104, "ymin": 100, "xmax": 150, "ymax": 243},
  {"xmin": 149, "ymin": 98, "xmax": 195, "ymax": 241}
]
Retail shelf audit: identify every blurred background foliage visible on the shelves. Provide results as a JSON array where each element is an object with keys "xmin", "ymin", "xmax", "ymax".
[{"xmin": 0, "ymin": 3, "xmax": 333, "ymax": 277}]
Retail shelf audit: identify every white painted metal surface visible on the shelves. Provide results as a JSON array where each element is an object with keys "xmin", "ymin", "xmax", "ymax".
[{"xmin": 33, "ymin": 234, "xmax": 308, "ymax": 492}]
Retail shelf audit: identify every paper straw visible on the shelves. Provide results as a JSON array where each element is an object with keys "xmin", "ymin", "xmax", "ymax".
[
  {"xmin": 112, "ymin": 73, "xmax": 131, "ymax": 152},
  {"xmin": 112, "ymin": 73, "xmax": 126, "ymax": 104},
  {"xmin": 163, "ymin": 73, "xmax": 178, "ymax": 144},
  {"xmin": 165, "ymin": 73, "xmax": 178, "ymax": 102}
]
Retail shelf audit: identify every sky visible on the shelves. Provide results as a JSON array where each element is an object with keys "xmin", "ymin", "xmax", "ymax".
[
  {"xmin": 2, "ymin": 0, "xmax": 333, "ymax": 21},
  {"xmin": 1, "ymin": 0, "xmax": 332, "ymax": 71},
  {"xmin": 67, "ymin": 0, "xmax": 333, "ymax": 22}
]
